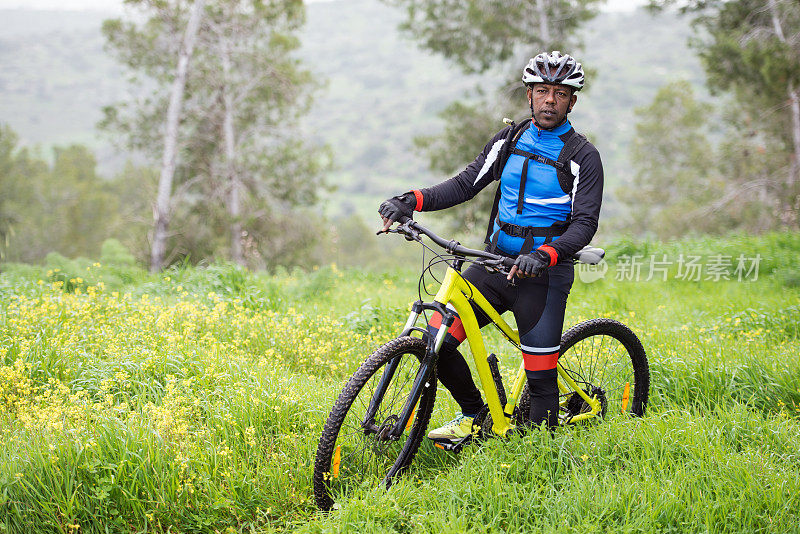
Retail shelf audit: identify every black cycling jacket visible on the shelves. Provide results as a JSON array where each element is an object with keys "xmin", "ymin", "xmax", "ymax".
[{"xmin": 415, "ymin": 121, "xmax": 603, "ymax": 261}]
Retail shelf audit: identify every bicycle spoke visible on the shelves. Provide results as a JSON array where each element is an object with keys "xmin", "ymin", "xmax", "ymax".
[
  {"xmin": 316, "ymin": 337, "xmax": 437, "ymax": 510},
  {"xmin": 589, "ymin": 333, "xmax": 606, "ymax": 382},
  {"xmin": 546, "ymin": 322, "xmax": 648, "ymax": 424}
]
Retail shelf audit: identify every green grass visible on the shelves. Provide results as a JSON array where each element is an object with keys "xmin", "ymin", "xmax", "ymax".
[{"xmin": 1, "ymin": 232, "xmax": 799, "ymax": 533}]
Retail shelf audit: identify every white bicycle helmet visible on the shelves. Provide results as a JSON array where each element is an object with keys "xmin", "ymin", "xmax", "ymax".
[{"xmin": 522, "ymin": 51, "xmax": 584, "ymax": 92}]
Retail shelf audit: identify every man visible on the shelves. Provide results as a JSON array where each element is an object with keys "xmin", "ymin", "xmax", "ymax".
[{"xmin": 379, "ymin": 51, "xmax": 603, "ymax": 441}]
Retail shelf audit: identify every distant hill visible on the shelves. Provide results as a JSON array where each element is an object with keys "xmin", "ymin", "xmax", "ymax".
[
  {"xmin": 0, "ymin": 8, "xmax": 124, "ymax": 169},
  {"xmin": 0, "ymin": 1, "xmax": 703, "ymax": 222}
]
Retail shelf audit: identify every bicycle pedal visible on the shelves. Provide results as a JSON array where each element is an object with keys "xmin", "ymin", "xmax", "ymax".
[{"xmin": 429, "ymin": 435, "xmax": 472, "ymax": 453}]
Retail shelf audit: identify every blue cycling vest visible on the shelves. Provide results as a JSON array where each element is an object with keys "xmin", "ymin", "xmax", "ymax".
[{"xmin": 491, "ymin": 121, "xmax": 574, "ymax": 255}]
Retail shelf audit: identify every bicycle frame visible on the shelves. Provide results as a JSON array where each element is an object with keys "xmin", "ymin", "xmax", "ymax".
[{"xmin": 390, "ymin": 265, "xmax": 603, "ymax": 438}]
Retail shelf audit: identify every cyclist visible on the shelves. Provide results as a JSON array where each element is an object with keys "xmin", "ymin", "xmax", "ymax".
[{"xmin": 378, "ymin": 51, "xmax": 603, "ymax": 441}]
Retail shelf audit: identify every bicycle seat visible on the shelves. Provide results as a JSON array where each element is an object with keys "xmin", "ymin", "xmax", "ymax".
[{"xmin": 575, "ymin": 246, "xmax": 605, "ymax": 265}]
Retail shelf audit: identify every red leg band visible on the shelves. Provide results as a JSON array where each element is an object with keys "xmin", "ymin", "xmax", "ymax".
[{"xmin": 523, "ymin": 351, "xmax": 559, "ymax": 372}]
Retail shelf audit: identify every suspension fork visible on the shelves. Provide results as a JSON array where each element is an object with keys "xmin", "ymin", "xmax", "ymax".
[
  {"xmin": 388, "ymin": 311, "xmax": 454, "ymax": 437},
  {"xmin": 362, "ymin": 353, "xmax": 403, "ymax": 430},
  {"xmin": 362, "ymin": 302, "xmax": 454, "ymax": 437}
]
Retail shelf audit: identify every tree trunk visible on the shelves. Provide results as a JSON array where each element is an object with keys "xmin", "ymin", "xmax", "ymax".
[
  {"xmin": 788, "ymin": 85, "xmax": 800, "ymax": 183},
  {"xmin": 221, "ymin": 41, "xmax": 243, "ymax": 265},
  {"xmin": 767, "ymin": 0, "xmax": 799, "ymax": 224},
  {"xmin": 788, "ymin": 84, "xmax": 800, "ymax": 225},
  {"xmin": 536, "ymin": 0, "xmax": 552, "ymax": 46},
  {"xmin": 150, "ymin": 0, "xmax": 205, "ymax": 273}
]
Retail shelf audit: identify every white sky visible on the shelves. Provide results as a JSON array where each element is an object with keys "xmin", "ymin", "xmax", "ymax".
[
  {"xmin": 0, "ymin": 0, "xmax": 647, "ymax": 11},
  {"xmin": 0, "ymin": 0, "xmax": 122, "ymax": 10}
]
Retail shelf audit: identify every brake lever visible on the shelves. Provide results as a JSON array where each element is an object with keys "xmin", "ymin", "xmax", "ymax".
[
  {"xmin": 400, "ymin": 221, "xmax": 420, "ymax": 242},
  {"xmin": 378, "ymin": 220, "xmax": 420, "ymax": 242},
  {"xmin": 483, "ymin": 258, "xmax": 511, "ymax": 276}
]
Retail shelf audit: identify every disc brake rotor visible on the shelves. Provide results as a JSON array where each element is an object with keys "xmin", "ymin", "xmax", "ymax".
[{"xmin": 564, "ymin": 386, "xmax": 607, "ymax": 420}]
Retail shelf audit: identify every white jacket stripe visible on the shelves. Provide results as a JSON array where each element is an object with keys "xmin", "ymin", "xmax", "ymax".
[
  {"xmin": 473, "ymin": 138, "xmax": 506, "ymax": 186},
  {"xmin": 569, "ymin": 160, "xmax": 581, "ymax": 213},
  {"xmin": 524, "ymin": 194, "xmax": 571, "ymax": 206}
]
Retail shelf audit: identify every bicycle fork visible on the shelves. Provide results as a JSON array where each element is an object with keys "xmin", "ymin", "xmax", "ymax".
[{"xmin": 361, "ymin": 301, "xmax": 451, "ymax": 440}]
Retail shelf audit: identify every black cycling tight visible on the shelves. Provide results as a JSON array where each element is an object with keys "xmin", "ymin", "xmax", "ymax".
[{"xmin": 427, "ymin": 262, "xmax": 573, "ymax": 429}]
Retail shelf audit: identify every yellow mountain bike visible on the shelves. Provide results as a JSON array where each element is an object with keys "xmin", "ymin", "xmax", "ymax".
[{"xmin": 313, "ymin": 219, "xmax": 649, "ymax": 511}]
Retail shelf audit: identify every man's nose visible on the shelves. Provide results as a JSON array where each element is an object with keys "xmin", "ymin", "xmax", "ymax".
[{"xmin": 545, "ymin": 90, "xmax": 556, "ymax": 104}]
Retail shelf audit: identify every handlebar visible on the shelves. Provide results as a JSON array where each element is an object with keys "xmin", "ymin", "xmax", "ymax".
[
  {"xmin": 380, "ymin": 216, "xmax": 605, "ymax": 269},
  {"xmin": 387, "ymin": 216, "xmax": 515, "ymax": 270}
]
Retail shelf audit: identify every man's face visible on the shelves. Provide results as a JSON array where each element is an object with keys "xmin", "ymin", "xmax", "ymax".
[{"xmin": 527, "ymin": 83, "xmax": 577, "ymax": 130}]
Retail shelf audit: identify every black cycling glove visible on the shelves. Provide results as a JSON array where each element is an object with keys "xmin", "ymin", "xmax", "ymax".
[
  {"xmin": 513, "ymin": 249, "xmax": 552, "ymax": 277},
  {"xmin": 378, "ymin": 192, "xmax": 417, "ymax": 223}
]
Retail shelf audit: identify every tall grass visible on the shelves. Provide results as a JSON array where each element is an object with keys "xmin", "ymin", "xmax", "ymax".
[{"xmin": 0, "ymin": 232, "xmax": 799, "ymax": 532}]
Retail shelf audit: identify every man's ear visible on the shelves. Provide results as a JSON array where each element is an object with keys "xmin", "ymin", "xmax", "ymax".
[
  {"xmin": 568, "ymin": 93, "xmax": 577, "ymax": 112},
  {"xmin": 527, "ymin": 87, "xmax": 533, "ymax": 106}
]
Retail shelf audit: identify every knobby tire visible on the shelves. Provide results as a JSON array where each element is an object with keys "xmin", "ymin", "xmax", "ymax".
[
  {"xmin": 517, "ymin": 318, "xmax": 650, "ymax": 424},
  {"xmin": 313, "ymin": 336, "xmax": 437, "ymax": 511}
]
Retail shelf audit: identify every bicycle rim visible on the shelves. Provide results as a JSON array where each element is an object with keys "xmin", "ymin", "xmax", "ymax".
[
  {"xmin": 558, "ymin": 318, "xmax": 650, "ymax": 420},
  {"xmin": 516, "ymin": 318, "xmax": 649, "ymax": 425},
  {"xmin": 313, "ymin": 336, "xmax": 436, "ymax": 510}
]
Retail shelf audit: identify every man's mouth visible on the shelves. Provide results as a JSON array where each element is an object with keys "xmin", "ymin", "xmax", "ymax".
[{"xmin": 540, "ymin": 109, "xmax": 557, "ymax": 118}]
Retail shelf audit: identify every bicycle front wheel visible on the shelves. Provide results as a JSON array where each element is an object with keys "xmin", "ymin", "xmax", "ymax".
[
  {"xmin": 313, "ymin": 336, "xmax": 437, "ymax": 511},
  {"xmin": 517, "ymin": 318, "xmax": 649, "ymax": 424}
]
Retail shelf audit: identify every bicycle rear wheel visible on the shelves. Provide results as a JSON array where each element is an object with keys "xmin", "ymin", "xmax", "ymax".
[
  {"xmin": 313, "ymin": 336, "xmax": 437, "ymax": 511},
  {"xmin": 517, "ymin": 318, "xmax": 649, "ymax": 425}
]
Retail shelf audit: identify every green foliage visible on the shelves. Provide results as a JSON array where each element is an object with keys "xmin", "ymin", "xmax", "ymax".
[
  {"xmin": 0, "ymin": 124, "xmax": 22, "ymax": 252},
  {"xmin": 99, "ymin": 162, "xmax": 159, "ymax": 263},
  {"xmin": 43, "ymin": 252, "xmax": 90, "ymax": 293},
  {"xmin": 101, "ymin": 238, "xmax": 136, "ymax": 267},
  {"xmin": 605, "ymin": 230, "xmax": 800, "ymax": 281},
  {"xmin": 717, "ymin": 305, "xmax": 799, "ymax": 342},
  {"xmin": 619, "ymin": 81, "xmax": 792, "ymax": 238},
  {"xmin": 383, "ymin": 0, "xmax": 607, "ymax": 240},
  {"xmin": 414, "ymin": 103, "xmax": 507, "ymax": 236},
  {"xmin": 43, "ymin": 242, "xmax": 146, "ymax": 293},
  {"xmin": 649, "ymin": 0, "xmax": 800, "ymax": 228},
  {"xmin": 1, "ymin": 232, "xmax": 799, "ymax": 531},
  {"xmin": 620, "ymin": 81, "xmax": 719, "ymax": 237},
  {"xmin": 690, "ymin": 0, "xmax": 800, "ymax": 106},
  {"xmin": 0, "ymin": 4, "xmax": 711, "ymax": 230},
  {"xmin": 693, "ymin": 0, "xmax": 800, "ymax": 225},
  {"xmin": 386, "ymin": 0, "xmax": 602, "ymax": 75},
  {"xmin": 101, "ymin": 0, "xmax": 328, "ymax": 269},
  {"xmin": 0, "ymin": 123, "xmax": 123, "ymax": 263}
]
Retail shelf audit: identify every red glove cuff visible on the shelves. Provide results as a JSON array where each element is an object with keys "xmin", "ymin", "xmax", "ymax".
[
  {"xmin": 411, "ymin": 190, "xmax": 424, "ymax": 211},
  {"xmin": 538, "ymin": 245, "xmax": 558, "ymax": 267}
]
